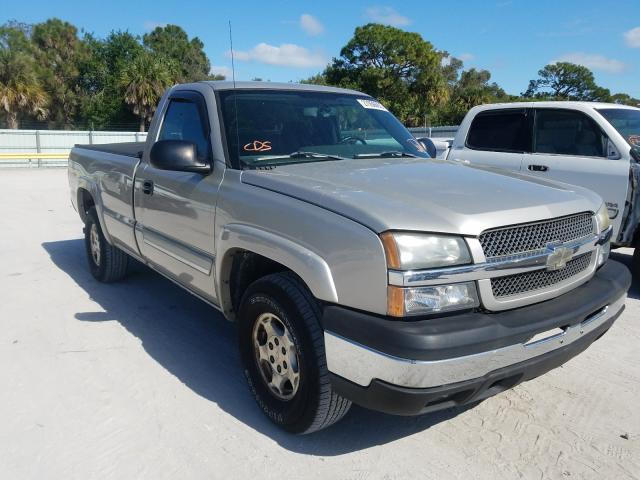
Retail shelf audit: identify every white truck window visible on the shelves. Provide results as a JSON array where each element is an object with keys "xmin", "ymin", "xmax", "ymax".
[
  {"xmin": 598, "ymin": 108, "xmax": 640, "ymax": 158},
  {"xmin": 466, "ymin": 109, "xmax": 530, "ymax": 153},
  {"xmin": 534, "ymin": 109, "xmax": 606, "ymax": 158}
]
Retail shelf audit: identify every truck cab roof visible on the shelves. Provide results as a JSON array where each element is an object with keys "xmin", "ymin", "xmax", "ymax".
[
  {"xmin": 196, "ymin": 80, "xmax": 366, "ymax": 97},
  {"xmin": 469, "ymin": 100, "xmax": 640, "ymax": 113}
]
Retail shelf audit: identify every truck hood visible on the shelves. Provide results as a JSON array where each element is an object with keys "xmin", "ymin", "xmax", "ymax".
[{"xmin": 240, "ymin": 158, "xmax": 602, "ymax": 235}]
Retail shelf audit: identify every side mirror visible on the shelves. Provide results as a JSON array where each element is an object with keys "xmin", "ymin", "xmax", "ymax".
[
  {"xmin": 150, "ymin": 140, "xmax": 211, "ymax": 173},
  {"xmin": 606, "ymin": 138, "xmax": 621, "ymax": 160},
  {"xmin": 416, "ymin": 137, "xmax": 437, "ymax": 158}
]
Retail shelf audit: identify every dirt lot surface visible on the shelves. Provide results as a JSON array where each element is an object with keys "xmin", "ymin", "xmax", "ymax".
[{"xmin": 1, "ymin": 168, "xmax": 639, "ymax": 479}]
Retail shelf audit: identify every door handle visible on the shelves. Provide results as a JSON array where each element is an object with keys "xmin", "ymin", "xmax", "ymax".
[
  {"xmin": 142, "ymin": 180, "xmax": 154, "ymax": 195},
  {"xmin": 528, "ymin": 164, "xmax": 549, "ymax": 172}
]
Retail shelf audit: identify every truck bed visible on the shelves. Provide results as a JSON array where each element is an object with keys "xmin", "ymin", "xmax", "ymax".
[{"xmin": 74, "ymin": 142, "xmax": 145, "ymax": 158}]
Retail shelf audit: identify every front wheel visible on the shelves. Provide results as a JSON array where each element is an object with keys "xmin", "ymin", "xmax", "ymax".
[{"xmin": 237, "ymin": 272, "xmax": 351, "ymax": 434}]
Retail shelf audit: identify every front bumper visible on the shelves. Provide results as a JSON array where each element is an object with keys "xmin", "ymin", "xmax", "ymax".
[{"xmin": 323, "ymin": 260, "xmax": 631, "ymax": 415}]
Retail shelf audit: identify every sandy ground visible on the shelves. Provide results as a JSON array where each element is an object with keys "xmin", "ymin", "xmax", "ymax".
[{"xmin": 0, "ymin": 168, "xmax": 639, "ymax": 480}]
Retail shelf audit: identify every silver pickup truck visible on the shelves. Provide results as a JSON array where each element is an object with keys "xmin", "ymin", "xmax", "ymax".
[{"xmin": 68, "ymin": 81, "xmax": 630, "ymax": 434}]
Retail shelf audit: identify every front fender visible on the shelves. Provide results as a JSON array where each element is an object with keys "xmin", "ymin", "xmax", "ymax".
[{"xmin": 217, "ymin": 223, "xmax": 339, "ymax": 305}]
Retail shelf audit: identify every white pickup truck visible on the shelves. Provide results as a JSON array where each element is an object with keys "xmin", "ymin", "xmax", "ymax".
[{"xmin": 434, "ymin": 102, "xmax": 640, "ymax": 274}]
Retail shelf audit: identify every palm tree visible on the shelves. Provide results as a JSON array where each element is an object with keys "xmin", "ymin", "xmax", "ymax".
[
  {"xmin": 120, "ymin": 52, "xmax": 172, "ymax": 132},
  {"xmin": 0, "ymin": 49, "xmax": 48, "ymax": 129}
]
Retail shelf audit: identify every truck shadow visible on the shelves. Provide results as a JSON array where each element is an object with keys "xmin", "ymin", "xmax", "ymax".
[{"xmin": 42, "ymin": 239, "xmax": 468, "ymax": 455}]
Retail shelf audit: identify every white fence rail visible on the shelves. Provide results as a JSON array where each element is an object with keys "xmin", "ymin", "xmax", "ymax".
[
  {"xmin": 407, "ymin": 126, "xmax": 459, "ymax": 139},
  {"xmin": 0, "ymin": 129, "xmax": 147, "ymax": 168}
]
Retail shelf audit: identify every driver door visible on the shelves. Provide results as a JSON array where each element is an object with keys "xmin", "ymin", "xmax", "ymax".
[{"xmin": 135, "ymin": 91, "xmax": 222, "ymax": 302}]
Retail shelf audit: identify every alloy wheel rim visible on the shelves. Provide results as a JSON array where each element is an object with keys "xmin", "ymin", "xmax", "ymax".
[
  {"xmin": 252, "ymin": 312, "xmax": 300, "ymax": 401},
  {"xmin": 90, "ymin": 223, "xmax": 101, "ymax": 266}
]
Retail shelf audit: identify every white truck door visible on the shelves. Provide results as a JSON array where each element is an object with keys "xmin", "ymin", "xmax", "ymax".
[
  {"xmin": 524, "ymin": 108, "xmax": 629, "ymax": 237},
  {"xmin": 448, "ymin": 108, "xmax": 530, "ymax": 171}
]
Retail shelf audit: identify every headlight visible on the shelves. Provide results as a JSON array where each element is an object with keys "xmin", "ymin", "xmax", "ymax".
[
  {"xmin": 595, "ymin": 203, "xmax": 610, "ymax": 233},
  {"xmin": 380, "ymin": 232, "xmax": 471, "ymax": 270},
  {"xmin": 388, "ymin": 283, "xmax": 479, "ymax": 316}
]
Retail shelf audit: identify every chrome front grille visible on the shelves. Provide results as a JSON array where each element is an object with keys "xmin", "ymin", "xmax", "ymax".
[
  {"xmin": 491, "ymin": 252, "xmax": 593, "ymax": 298},
  {"xmin": 479, "ymin": 212, "xmax": 594, "ymax": 258}
]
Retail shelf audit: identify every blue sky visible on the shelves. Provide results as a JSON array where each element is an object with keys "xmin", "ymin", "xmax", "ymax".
[{"xmin": 3, "ymin": 0, "xmax": 640, "ymax": 97}]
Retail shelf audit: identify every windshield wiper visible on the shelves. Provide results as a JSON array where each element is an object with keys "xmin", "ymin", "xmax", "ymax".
[
  {"xmin": 353, "ymin": 151, "xmax": 418, "ymax": 159},
  {"xmin": 244, "ymin": 151, "xmax": 349, "ymax": 168},
  {"xmin": 287, "ymin": 151, "xmax": 349, "ymax": 161}
]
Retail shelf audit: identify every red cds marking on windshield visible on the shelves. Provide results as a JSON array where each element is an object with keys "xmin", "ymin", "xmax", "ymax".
[
  {"xmin": 629, "ymin": 135, "xmax": 640, "ymax": 147},
  {"xmin": 243, "ymin": 140, "xmax": 272, "ymax": 152}
]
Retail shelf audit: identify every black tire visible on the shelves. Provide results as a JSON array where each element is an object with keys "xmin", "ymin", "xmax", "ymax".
[
  {"xmin": 237, "ymin": 272, "xmax": 351, "ymax": 434},
  {"xmin": 633, "ymin": 248, "xmax": 640, "ymax": 278},
  {"xmin": 84, "ymin": 207, "xmax": 129, "ymax": 282}
]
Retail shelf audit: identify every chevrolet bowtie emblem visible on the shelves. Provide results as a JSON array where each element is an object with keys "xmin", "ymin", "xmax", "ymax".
[{"xmin": 545, "ymin": 244, "xmax": 574, "ymax": 271}]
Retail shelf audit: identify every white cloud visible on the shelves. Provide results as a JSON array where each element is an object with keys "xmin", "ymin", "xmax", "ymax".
[
  {"xmin": 552, "ymin": 53, "xmax": 627, "ymax": 74},
  {"xmin": 365, "ymin": 6, "xmax": 410, "ymax": 26},
  {"xmin": 209, "ymin": 65, "xmax": 232, "ymax": 79},
  {"xmin": 143, "ymin": 21, "xmax": 166, "ymax": 31},
  {"xmin": 300, "ymin": 14, "xmax": 324, "ymax": 36},
  {"xmin": 228, "ymin": 43, "xmax": 327, "ymax": 68},
  {"xmin": 441, "ymin": 53, "xmax": 474, "ymax": 66},
  {"xmin": 624, "ymin": 27, "xmax": 640, "ymax": 48}
]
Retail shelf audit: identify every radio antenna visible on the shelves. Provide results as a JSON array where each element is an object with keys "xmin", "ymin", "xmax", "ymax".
[
  {"xmin": 228, "ymin": 20, "xmax": 237, "ymax": 89},
  {"xmin": 228, "ymin": 20, "xmax": 241, "ymax": 166}
]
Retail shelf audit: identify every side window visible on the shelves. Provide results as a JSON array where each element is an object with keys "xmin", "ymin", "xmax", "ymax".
[
  {"xmin": 158, "ymin": 99, "xmax": 210, "ymax": 160},
  {"xmin": 466, "ymin": 110, "xmax": 530, "ymax": 152},
  {"xmin": 534, "ymin": 109, "xmax": 606, "ymax": 157}
]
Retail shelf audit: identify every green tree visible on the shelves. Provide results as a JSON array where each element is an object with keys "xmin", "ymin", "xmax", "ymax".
[
  {"xmin": 320, "ymin": 23, "xmax": 450, "ymax": 126},
  {"xmin": 524, "ymin": 62, "xmax": 611, "ymax": 101},
  {"xmin": 0, "ymin": 24, "xmax": 48, "ymax": 128},
  {"xmin": 610, "ymin": 93, "xmax": 640, "ymax": 106},
  {"xmin": 143, "ymin": 25, "xmax": 209, "ymax": 82},
  {"xmin": 119, "ymin": 51, "xmax": 172, "ymax": 132},
  {"xmin": 300, "ymin": 73, "xmax": 327, "ymax": 85},
  {"xmin": 79, "ymin": 31, "xmax": 144, "ymax": 130},
  {"xmin": 0, "ymin": 48, "xmax": 48, "ymax": 128},
  {"xmin": 0, "ymin": 20, "xmax": 32, "ymax": 52},
  {"xmin": 452, "ymin": 69, "xmax": 506, "ymax": 117},
  {"xmin": 31, "ymin": 18, "xmax": 87, "ymax": 128}
]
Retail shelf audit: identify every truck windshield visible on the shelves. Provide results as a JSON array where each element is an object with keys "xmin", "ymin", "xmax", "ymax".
[
  {"xmin": 598, "ymin": 108, "xmax": 640, "ymax": 157},
  {"xmin": 218, "ymin": 89, "xmax": 429, "ymax": 169}
]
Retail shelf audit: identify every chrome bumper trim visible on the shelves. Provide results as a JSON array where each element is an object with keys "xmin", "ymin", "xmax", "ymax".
[
  {"xmin": 324, "ymin": 293, "xmax": 625, "ymax": 389},
  {"xmin": 388, "ymin": 226, "xmax": 612, "ymax": 287}
]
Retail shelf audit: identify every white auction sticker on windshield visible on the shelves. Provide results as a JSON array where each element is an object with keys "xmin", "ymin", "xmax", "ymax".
[{"xmin": 357, "ymin": 99, "xmax": 388, "ymax": 111}]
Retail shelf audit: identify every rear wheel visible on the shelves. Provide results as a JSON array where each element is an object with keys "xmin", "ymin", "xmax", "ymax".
[
  {"xmin": 633, "ymin": 248, "xmax": 640, "ymax": 279},
  {"xmin": 84, "ymin": 207, "xmax": 129, "ymax": 282},
  {"xmin": 238, "ymin": 272, "xmax": 351, "ymax": 434}
]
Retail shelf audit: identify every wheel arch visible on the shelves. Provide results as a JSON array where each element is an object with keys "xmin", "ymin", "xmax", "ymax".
[
  {"xmin": 76, "ymin": 187, "xmax": 95, "ymax": 223},
  {"xmin": 216, "ymin": 224, "xmax": 338, "ymax": 321},
  {"xmin": 74, "ymin": 179, "xmax": 114, "ymax": 245}
]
